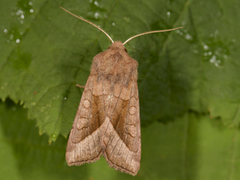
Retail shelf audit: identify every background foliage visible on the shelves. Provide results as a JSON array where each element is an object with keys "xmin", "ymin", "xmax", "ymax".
[{"xmin": 0, "ymin": 0, "xmax": 240, "ymax": 179}]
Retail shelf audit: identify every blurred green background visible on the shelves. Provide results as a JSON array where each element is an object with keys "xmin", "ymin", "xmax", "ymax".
[{"xmin": 0, "ymin": 0, "xmax": 240, "ymax": 179}]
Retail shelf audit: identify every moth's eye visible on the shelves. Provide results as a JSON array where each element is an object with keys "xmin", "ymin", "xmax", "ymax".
[{"xmin": 124, "ymin": 48, "xmax": 127, "ymax": 52}]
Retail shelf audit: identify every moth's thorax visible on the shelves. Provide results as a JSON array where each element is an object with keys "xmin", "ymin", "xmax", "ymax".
[
  {"xmin": 108, "ymin": 41, "xmax": 126, "ymax": 51},
  {"xmin": 91, "ymin": 41, "xmax": 138, "ymax": 82}
]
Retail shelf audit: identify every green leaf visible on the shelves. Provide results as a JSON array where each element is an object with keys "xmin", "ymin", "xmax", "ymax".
[{"xmin": 1, "ymin": 0, "xmax": 240, "ymax": 179}]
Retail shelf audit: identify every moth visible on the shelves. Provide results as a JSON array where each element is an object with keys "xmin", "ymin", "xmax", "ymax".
[{"xmin": 61, "ymin": 7, "xmax": 183, "ymax": 176}]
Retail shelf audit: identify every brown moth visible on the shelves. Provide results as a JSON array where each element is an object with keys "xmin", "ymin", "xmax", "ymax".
[{"xmin": 61, "ymin": 7, "xmax": 183, "ymax": 176}]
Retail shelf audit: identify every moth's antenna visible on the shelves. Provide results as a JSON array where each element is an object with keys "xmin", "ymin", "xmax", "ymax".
[
  {"xmin": 60, "ymin": 7, "xmax": 114, "ymax": 44},
  {"xmin": 123, "ymin": 26, "xmax": 184, "ymax": 45}
]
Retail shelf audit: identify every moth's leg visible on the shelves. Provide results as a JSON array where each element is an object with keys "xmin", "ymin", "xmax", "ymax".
[{"xmin": 76, "ymin": 84, "xmax": 85, "ymax": 88}]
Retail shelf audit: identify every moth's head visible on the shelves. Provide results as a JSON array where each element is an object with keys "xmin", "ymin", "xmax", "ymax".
[{"xmin": 109, "ymin": 41, "xmax": 127, "ymax": 52}]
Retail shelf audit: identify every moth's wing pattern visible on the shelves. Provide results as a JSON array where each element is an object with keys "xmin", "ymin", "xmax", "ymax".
[
  {"xmin": 66, "ymin": 41, "xmax": 141, "ymax": 176},
  {"xmin": 66, "ymin": 73, "xmax": 103, "ymax": 165},
  {"xmin": 101, "ymin": 69, "xmax": 141, "ymax": 176}
]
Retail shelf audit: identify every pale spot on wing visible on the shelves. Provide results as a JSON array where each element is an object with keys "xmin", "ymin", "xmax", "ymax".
[
  {"xmin": 83, "ymin": 99, "xmax": 91, "ymax": 108},
  {"xmin": 129, "ymin": 106, "xmax": 136, "ymax": 115},
  {"xmin": 77, "ymin": 118, "xmax": 88, "ymax": 129}
]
